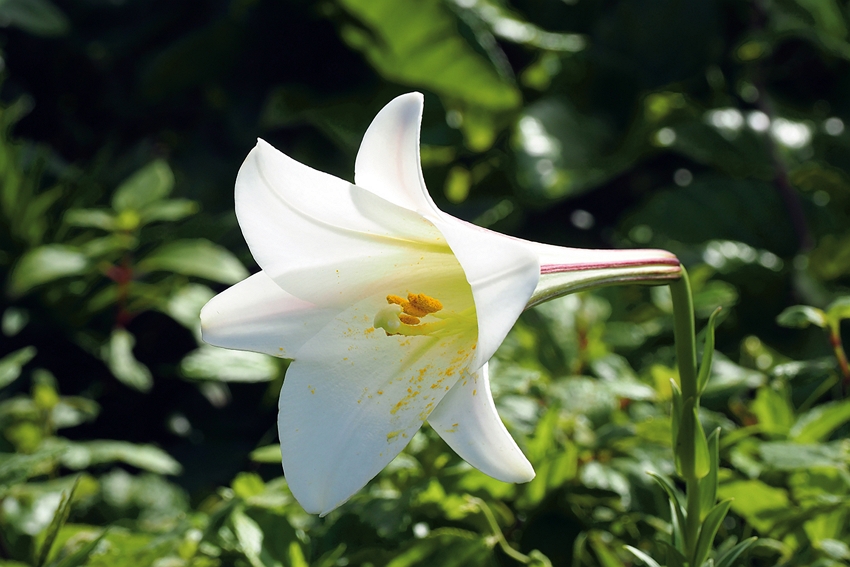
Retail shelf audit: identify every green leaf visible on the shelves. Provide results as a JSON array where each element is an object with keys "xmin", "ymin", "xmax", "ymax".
[
  {"xmin": 826, "ymin": 296, "xmax": 850, "ymax": 326},
  {"xmin": 64, "ymin": 209, "xmax": 116, "ymax": 231},
  {"xmin": 623, "ymin": 547, "xmax": 661, "ymax": 567},
  {"xmin": 697, "ymin": 307, "xmax": 722, "ymax": 394},
  {"xmin": 699, "ymin": 428, "xmax": 721, "ymax": 519},
  {"xmin": 36, "ymin": 477, "xmax": 79, "ymax": 567},
  {"xmin": 675, "ymin": 399, "xmax": 710, "ymax": 479},
  {"xmin": 648, "ymin": 473, "xmax": 686, "ymax": 550},
  {"xmin": 51, "ymin": 529, "xmax": 108, "ymax": 567},
  {"xmin": 386, "ymin": 528, "xmax": 495, "ymax": 567},
  {"xmin": 776, "ymin": 305, "xmax": 828, "ymax": 329},
  {"xmin": 718, "ymin": 480, "xmax": 790, "ymax": 534},
  {"xmin": 102, "ymin": 329, "xmax": 153, "ymax": 392},
  {"xmin": 750, "ymin": 386, "xmax": 795, "ymax": 436},
  {"xmin": 0, "ymin": 346, "xmax": 36, "ymax": 389},
  {"xmin": 0, "ymin": 0, "xmax": 69, "ymax": 37},
  {"xmin": 791, "ymin": 399, "xmax": 850, "ymax": 442},
  {"xmin": 8, "ymin": 245, "xmax": 89, "ymax": 297},
  {"xmin": 180, "ymin": 345, "xmax": 280, "ymax": 382},
  {"xmin": 137, "ymin": 199, "xmax": 198, "ymax": 225},
  {"xmin": 111, "ymin": 160, "xmax": 174, "ymax": 212},
  {"xmin": 714, "ymin": 537, "xmax": 757, "ymax": 567},
  {"xmin": 137, "ymin": 239, "xmax": 249, "ymax": 284},
  {"xmin": 693, "ymin": 499, "xmax": 733, "ymax": 567},
  {"xmin": 759, "ymin": 441, "xmax": 849, "ymax": 469},
  {"xmin": 249, "ymin": 445, "xmax": 282, "ymax": 464},
  {"xmin": 59, "ymin": 440, "xmax": 181, "ymax": 475}
]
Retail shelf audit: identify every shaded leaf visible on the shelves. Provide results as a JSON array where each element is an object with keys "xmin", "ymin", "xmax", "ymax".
[
  {"xmin": 0, "ymin": 346, "xmax": 36, "ymax": 389},
  {"xmin": 791, "ymin": 399, "xmax": 850, "ymax": 442},
  {"xmin": 111, "ymin": 160, "xmax": 174, "ymax": 212},
  {"xmin": 59, "ymin": 440, "xmax": 181, "ymax": 475},
  {"xmin": 180, "ymin": 345, "xmax": 279, "ymax": 382},
  {"xmin": 102, "ymin": 329, "xmax": 153, "ymax": 392},
  {"xmin": 8, "ymin": 245, "xmax": 89, "ymax": 297},
  {"xmin": 776, "ymin": 305, "xmax": 828, "ymax": 329},
  {"xmin": 0, "ymin": 0, "xmax": 69, "ymax": 37}
]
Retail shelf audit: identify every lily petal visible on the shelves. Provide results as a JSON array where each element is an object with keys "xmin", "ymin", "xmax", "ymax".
[
  {"xmin": 353, "ymin": 92, "xmax": 540, "ymax": 369},
  {"xmin": 236, "ymin": 140, "xmax": 451, "ymax": 307},
  {"xmin": 428, "ymin": 363, "xmax": 534, "ymax": 483},
  {"xmin": 200, "ymin": 271, "xmax": 339, "ymax": 358},
  {"xmin": 433, "ymin": 218, "xmax": 540, "ymax": 369},
  {"xmin": 354, "ymin": 92, "xmax": 441, "ymax": 217},
  {"xmin": 278, "ymin": 294, "xmax": 474, "ymax": 515}
]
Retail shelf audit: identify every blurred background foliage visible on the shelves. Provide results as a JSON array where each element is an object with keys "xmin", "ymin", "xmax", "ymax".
[{"xmin": 1, "ymin": 0, "xmax": 850, "ymax": 565}]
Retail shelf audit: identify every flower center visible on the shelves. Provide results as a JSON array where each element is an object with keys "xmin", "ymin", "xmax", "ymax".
[{"xmin": 374, "ymin": 292, "xmax": 473, "ymax": 337}]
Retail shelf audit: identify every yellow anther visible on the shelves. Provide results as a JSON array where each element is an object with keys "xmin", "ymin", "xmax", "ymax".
[
  {"xmin": 386, "ymin": 295, "xmax": 406, "ymax": 306},
  {"xmin": 408, "ymin": 293, "xmax": 442, "ymax": 314},
  {"xmin": 398, "ymin": 313, "xmax": 421, "ymax": 325}
]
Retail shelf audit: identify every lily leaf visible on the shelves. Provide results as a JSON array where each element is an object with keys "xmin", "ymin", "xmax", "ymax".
[{"xmin": 0, "ymin": 346, "xmax": 36, "ymax": 389}]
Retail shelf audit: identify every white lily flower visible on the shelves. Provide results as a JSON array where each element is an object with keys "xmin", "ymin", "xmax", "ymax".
[{"xmin": 200, "ymin": 93, "xmax": 680, "ymax": 515}]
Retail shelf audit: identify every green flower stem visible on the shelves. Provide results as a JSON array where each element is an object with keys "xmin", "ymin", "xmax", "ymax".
[
  {"xmin": 669, "ymin": 267, "xmax": 704, "ymax": 563},
  {"xmin": 670, "ymin": 268, "xmax": 697, "ymax": 401}
]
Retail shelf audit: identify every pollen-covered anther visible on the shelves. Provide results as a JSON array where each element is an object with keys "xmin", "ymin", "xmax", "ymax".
[
  {"xmin": 398, "ymin": 314, "xmax": 420, "ymax": 325},
  {"xmin": 408, "ymin": 293, "xmax": 442, "ymax": 314}
]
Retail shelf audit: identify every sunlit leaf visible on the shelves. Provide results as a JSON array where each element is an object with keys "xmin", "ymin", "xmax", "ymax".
[
  {"xmin": 180, "ymin": 345, "xmax": 280, "ymax": 382},
  {"xmin": 59, "ymin": 440, "xmax": 181, "ymax": 475},
  {"xmin": 776, "ymin": 305, "xmax": 828, "ymax": 329},
  {"xmin": 791, "ymin": 399, "xmax": 850, "ymax": 442},
  {"xmin": 137, "ymin": 239, "xmax": 248, "ymax": 284}
]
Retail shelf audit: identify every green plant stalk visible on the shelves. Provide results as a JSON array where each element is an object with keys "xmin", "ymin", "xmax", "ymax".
[
  {"xmin": 669, "ymin": 268, "xmax": 703, "ymax": 562},
  {"xmin": 828, "ymin": 323, "xmax": 850, "ymax": 386}
]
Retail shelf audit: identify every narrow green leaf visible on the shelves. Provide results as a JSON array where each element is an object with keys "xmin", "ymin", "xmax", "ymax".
[
  {"xmin": 670, "ymin": 379, "xmax": 682, "ymax": 473},
  {"xmin": 648, "ymin": 473, "xmax": 687, "ymax": 551},
  {"xmin": 137, "ymin": 239, "xmax": 249, "ymax": 284},
  {"xmin": 714, "ymin": 537, "xmax": 756, "ymax": 567},
  {"xmin": 692, "ymin": 405, "xmax": 711, "ymax": 479},
  {"xmin": 0, "ymin": 0, "xmax": 69, "ymax": 37},
  {"xmin": 697, "ymin": 307, "xmax": 722, "ymax": 394},
  {"xmin": 36, "ymin": 476, "xmax": 80, "ymax": 567},
  {"xmin": 623, "ymin": 546, "xmax": 663, "ymax": 567},
  {"xmin": 51, "ymin": 529, "xmax": 108, "ymax": 567},
  {"xmin": 111, "ymin": 160, "xmax": 174, "ymax": 212},
  {"xmin": 8, "ymin": 245, "xmax": 89, "ymax": 297},
  {"xmin": 0, "ymin": 346, "xmax": 36, "ymax": 389},
  {"xmin": 775, "ymin": 305, "xmax": 827, "ymax": 328},
  {"xmin": 180, "ymin": 345, "xmax": 280, "ymax": 382},
  {"xmin": 826, "ymin": 296, "xmax": 850, "ymax": 321},
  {"xmin": 699, "ymin": 428, "xmax": 720, "ymax": 519},
  {"xmin": 658, "ymin": 540, "xmax": 687, "ymax": 567},
  {"xmin": 693, "ymin": 499, "xmax": 733, "ymax": 567},
  {"xmin": 103, "ymin": 329, "xmax": 153, "ymax": 392}
]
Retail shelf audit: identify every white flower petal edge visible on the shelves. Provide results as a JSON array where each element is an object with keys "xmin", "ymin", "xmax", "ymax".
[
  {"xmin": 428, "ymin": 362, "xmax": 534, "ymax": 482},
  {"xmin": 200, "ymin": 271, "xmax": 338, "ymax": 358}
]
